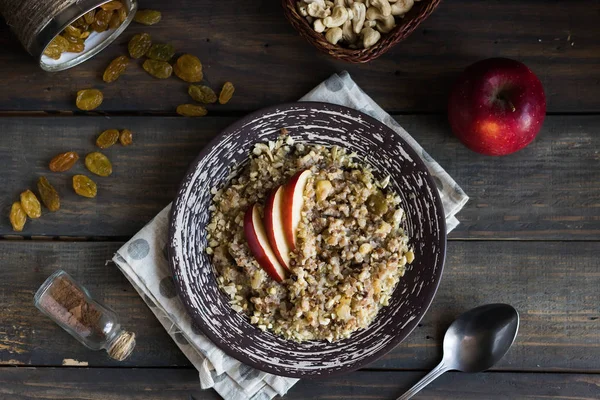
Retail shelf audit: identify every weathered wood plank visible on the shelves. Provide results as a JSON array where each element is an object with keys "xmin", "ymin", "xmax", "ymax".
[
  {"xmin": 1, "ymin": 241, "xmax": 598, "ymax": 372},
  {"xmin": 1, "ymin": 368, "xmax": 599, "ymax": 399},
  {"xmin": 1, "ymin": 115, "xmax": 598, "ymax": 239},
  {"xmin": 0, "ymin": 0, "xmax": 598, "ymax": 113}
]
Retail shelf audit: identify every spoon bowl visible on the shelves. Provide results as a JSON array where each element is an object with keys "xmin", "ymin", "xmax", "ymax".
[{"xmin": 397, "ymin": 303, "xmax": 519, "ymax": 400}]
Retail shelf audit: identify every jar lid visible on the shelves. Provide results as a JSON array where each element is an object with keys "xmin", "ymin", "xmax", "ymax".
[{"xmin": 32, "ymin": 0, "xmax": 138, "ymax": 72}]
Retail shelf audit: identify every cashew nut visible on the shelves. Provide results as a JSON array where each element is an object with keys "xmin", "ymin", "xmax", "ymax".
[
  {"xmin": 360, "ymin": 27, "xmax": 381, "ymax": 48},
  {"xmin": 366, "ymin": 6, "xmax": 384, "ymax": 20},
  {"xmin": 369, "ymin": 0, "xmax": 391, "ymax": 16},
  {"xmin": 342, "ymin": 19, "xmax": 358, "ymax": 43},
  {"xmin": 351, "ymin": 2, "xmax": 366, "ymax": 34},
  {"xmin": 391, "ymin": 0, "xmax": 414, "ymax": 15},
  {"xmin": 334, "ymin": 0, "xmax": 345, "ymax": 6},
  {"xmin": 375, "ymin": 14, "xmax": 395, "ymax": 33},
  {"xmin": 323, "ymin": 6, "xmax": 349, "ymax": 28},
  {"xmin": 308, "ymin": 2, "xmax": 331, "ymax": 18},
  {"xmin": 303, "ymin": 0, "xmax": 327, "ymax": 8},
  {"xmin": 314, "ymin": 18, "xmax": 326, "ymax": 33},
  {"xmin": 364, "ymin": 19, "xmax": 376, "ymax": 28},
  {"xmin": 325, "ymin": 27, "xmax": 343, "ymax": 44},
  {"xmin": 325, "ymin": 0, "xmax": 334, "ymax": 7},
  {"xmin": 297, "ymin": 1, "xmax": 308, "ymax": 16}
]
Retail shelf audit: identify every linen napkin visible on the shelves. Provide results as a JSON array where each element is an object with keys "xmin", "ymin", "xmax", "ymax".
[{"xmin": 112, "ymin": 71, "xmax": 469, "ymax": 400}]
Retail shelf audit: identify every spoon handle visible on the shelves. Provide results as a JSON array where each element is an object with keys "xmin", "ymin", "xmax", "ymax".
[{"xmin": 396, "ymin": 361, "xmax": 450, "ymax": 400}]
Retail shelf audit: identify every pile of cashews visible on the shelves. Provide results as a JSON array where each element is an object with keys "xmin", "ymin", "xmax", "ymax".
[{"xmin": 296, "ymin": 0, "xmax": 419, "ymax": 49}]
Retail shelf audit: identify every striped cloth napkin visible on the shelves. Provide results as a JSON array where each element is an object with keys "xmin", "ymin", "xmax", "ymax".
[{"xmin": 112, "ymin": 71, "xmax": 468, "ymax": 400}]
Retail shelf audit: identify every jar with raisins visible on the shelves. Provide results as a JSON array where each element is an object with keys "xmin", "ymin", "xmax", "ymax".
[{"xmin": 0, "ymin": 0, "xmax": 138, "ymax": 71}]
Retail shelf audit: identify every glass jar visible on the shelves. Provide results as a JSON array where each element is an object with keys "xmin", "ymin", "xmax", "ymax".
[{"xmin": 34, "ymin": 270, "xmax": 136, "ymax": 361}]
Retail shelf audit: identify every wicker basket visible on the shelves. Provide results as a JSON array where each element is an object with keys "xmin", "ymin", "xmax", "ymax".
[{"xmin": 283, "ymin": 0, "xmax": 442, "ymax": 63}]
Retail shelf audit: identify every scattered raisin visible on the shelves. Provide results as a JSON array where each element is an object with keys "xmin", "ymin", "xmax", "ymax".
[
  {"xmin": 119, "ymin": 129, "xmax": 133, "ymax": 146},
  {"xmin": 37, "ymin": 177, "xmax": 60, "ymax": 212},
  {"xmin": 188, "ymin": 85, "xmax": 217, "ymax": 104},
  {"xmin": 76, "ymin": 89, "xmax": 103, "ymax": 111},
  {"xmin": 49, "ymin": 151, "xmax": 79, "ymax": 172},
  {"xmin": 20, "ymin": 190, "xmax": 42, "ymax": 219},
  {"xmin": 9, "ymin": 202, "xmax": 26, "ymax": 232},
  {"xmin": 177, "ymin": 104, "xmax": 208, "ymax": 117},
  {"xmin": 128, "ymin": 33, "xmax": 152, "ymax": 59},
  {"xmin": 85, "ymin": 152, "xmax": 113, "ymax": 177},
  {"xmin": 103, "ymin": 55, "xmax": 130, "ymax": 83},
  {"xmin": 174, "ymin": 54, "xmax": 203, "ymax": 83},
  {"xmin": 145, "ymin": 43, "xmax": 175, "ymax": 61},
  {"xmin": 367, "ymin": 191, "xmax": 388, "ymax": 216},
  {"xmin": 83, "ymin": 9, "xmax": 96, "ymax": 24},
  {"xmin": 96, "ymin": 129, "xmax": 120, "ymax": 149},
  {"xmin": 134, "ymin": 9, "xmax": 162, "ymax": 25},
  {"xmin": 142, "ymin": 59, "xmax": 173, "ymax": 79},
  {"xmin": 66, "ymin": 40, "xmax": 85, "ymax": 53},
  {"xmin": 218, "ymin": 82, "xmax": 235, "ymax": 104},
  {"xmin": 73, "ymin": 175, "xmax": 98, "ymax": 198}
]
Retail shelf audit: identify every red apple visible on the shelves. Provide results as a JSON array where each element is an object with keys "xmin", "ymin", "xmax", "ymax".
[
  {"xmin": 264, "ymin": 186, "xmax": 292, "ymax": 270},
  {"xmin": 282, "ymin": 170, "xmax": 312, "ymax": 250},
  {"xmin": 448, "ymin": 58, "xmax": 546, "ymax": 156},
  {"xmin": 244, "ymin": 203, "xmax": 287, "ymax": 282}
]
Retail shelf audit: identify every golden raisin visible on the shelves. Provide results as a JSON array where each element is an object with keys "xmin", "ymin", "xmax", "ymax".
[
  {"xmin": 73, "ymin": 175, "xmax": 97, "ymax": 198},
  {"xmin": 96, "ymin": 129, "xmax": 120, "ymax": 148},
  {"xmin": 66, "ymin": 39, "xmax": 85, "ymax": 53},
  {"xmin": 134, "ymin": 9, "xmax": 162, "ymax": 25},
  {"xmin": 218, "ymin": 82, "xmax": 235, "ymax": 104},
  {"xmin": 9, "ymin": 202, "xmax": 26, "ymax": 232},
  {"xmin": 117, "ymin": 7, "xmax": 127, "ymax": 23},
  {"xmin": 43, "ymin": 35, "xmax": 69, "ymax": 59},
  {"xmin": 188, "ymin": 85, "xmax": 217, "ymax": 104},
  {"xmin": 177, "ymin": 104, "xmax": 208, "ymax": 117},
  {"xmin": 20, "ymin": 190, "xmax": 42, "ymax": 219},
  {"xmin": 145, "ymin": 43, "xmax": 175, "ymax": 62},
  {"xmin": 100, "ymin": 1, "xmax": 123, "ymax": 11},
  {"xmin": 174, "ymin": 54, "xmax": 203, "ymax": 83},
  {"xmin": 80, "ymin": 30, "xmax": 91, "ymax": 40},
  {"xmin": 83, "ymin": 9, "xmax": 96, "ymax": 24},
  {"xmin": 63, "ymin": 25, "xmax": 82, "ymax": 41},
  {"xmin": 103, "ymin": 55, "xmax": 129, "ymax": 83},
  {"xmin": 119, "ymin": 129, "xmax": 133, "ymax": 146},
  {"xmin": 49, "ymin": 151, "xmax": 79, "ymax": 172},
  {"xmin": 91, "ymin": 9, "xmax": 112, "ymax": 32},
  {"xmin": 128, "ymin": 33, "xmax": 152, "ymax": 59},
  {"xmin": 76, "ymin": 89, "xmax": 103, "ymax": 110},
  {"xmin": 37, "ymin": 177, "xmax": 60, "ymax": 212},
  {"xmin": 367, "ymin": 191, "xmax": 388, "ymax": 217},
  {"xmin": 108, "ymin": 11, "xmax": 121, "ymax": 29},
  {"xmin": 142, "ymin": 60, "xmax": 172, "ymax": 79},
  {"xmin": 85, "ymin": 152, "xmax": 113, "ymax": 177}
]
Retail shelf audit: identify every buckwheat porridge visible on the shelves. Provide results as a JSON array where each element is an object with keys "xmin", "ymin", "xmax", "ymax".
[{"xmin": 206, "ymin": 131, "xmax": 414, "ymax": 342}]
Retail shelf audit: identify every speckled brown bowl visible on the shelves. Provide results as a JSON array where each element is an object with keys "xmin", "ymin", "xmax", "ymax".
[{"xmin": 168, "ymin": 102, "xmax": 446, "ymax": 378}]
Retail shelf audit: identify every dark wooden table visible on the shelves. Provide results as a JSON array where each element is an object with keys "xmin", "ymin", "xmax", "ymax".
[{"xmin": 1, "ymin": 0, "xmax": 599, "ymax": 399}]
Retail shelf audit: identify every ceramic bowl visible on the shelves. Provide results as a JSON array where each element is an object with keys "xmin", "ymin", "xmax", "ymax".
[{"xmin": 168, "ymin": 102, "xmax": 446, "ymax": 378}]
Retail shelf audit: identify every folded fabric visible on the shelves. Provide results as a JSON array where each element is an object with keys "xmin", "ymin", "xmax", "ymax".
[{"xmin": 112, "ymin": 71, "xmax": 468, "ymax": 400}]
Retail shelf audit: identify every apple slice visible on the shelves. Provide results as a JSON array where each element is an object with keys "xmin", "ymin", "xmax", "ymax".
[
  {"xmin": 264, "ymin": 186, "xmax": 292, "ymax": 270},
  {"xmin": 244, "ymin": 203, "xmax": 287, "ymax": 282},
  {"xmin": 282, "ymin": 169, "xmax": 312, "ymax": 250}
]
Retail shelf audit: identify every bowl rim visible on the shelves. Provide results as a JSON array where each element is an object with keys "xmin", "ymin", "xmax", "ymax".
[{"xmin": 168, "ymin": 102, "xmax": 447, "ymax": 378}]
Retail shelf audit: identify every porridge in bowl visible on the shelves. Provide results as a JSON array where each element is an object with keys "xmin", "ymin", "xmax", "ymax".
[{"xmin": 206, "ymin": 131, "xmax": 414, "ymax": 342}]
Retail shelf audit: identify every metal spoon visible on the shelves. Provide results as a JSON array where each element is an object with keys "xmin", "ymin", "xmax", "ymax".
[{"xmin": 397, "ymin": 303, "xmax": 519, "ymax": 400}]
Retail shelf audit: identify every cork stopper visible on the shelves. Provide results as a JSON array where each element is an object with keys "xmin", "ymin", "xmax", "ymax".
[{"xmin": 107, "ymin": 331, "xmax": 136, "ymax": 361}]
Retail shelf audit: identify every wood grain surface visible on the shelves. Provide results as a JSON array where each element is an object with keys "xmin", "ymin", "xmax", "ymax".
[
  {"xmin": 1, "ymin": 115, "xmax": 599, "ymax": 240},
  {"xmin": 0, "ymin": 0, "xmax": 598, "ymax": 113},
  {"xmin": 1, "ymin": 240, "xmax": 598, "ymax": 372},
  {"xmin": 1, "ymin": 368, "xmax": 599, "ymax": 399}
]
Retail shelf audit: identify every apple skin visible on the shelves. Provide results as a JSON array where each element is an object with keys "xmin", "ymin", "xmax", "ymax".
[
  {"xmin": 244, "ymin": 204, "xmax": 287, "ymax": 282},
  {"xmin": 448, "ymin": 58, "xmax": 546, "ymax": 156},
  {"xmin": 264, "ymin": 186, "xmax": 292, "ymax": 270}
]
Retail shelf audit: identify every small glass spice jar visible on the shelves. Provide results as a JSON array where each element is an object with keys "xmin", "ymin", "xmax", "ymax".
[{"xmin": 34, "ymin": 270, "xmax": 136, "ymax": 361}]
